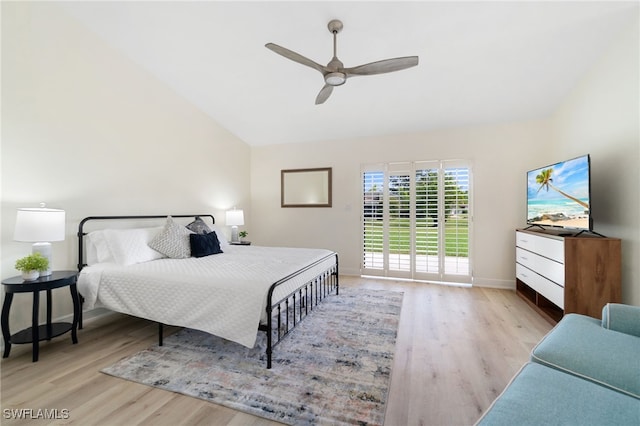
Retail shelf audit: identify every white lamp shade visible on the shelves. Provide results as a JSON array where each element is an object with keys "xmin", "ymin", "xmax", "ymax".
[
  {"xmin": 225, "ymin": 209, "xmax": 245, "ymax": 226},
  {"xmin": 14, "ymin": 208, "xmax": 66, "ymax": 242}
]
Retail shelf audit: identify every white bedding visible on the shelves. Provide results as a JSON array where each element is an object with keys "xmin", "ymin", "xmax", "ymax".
[{"xmin": 78, "ymin": 245, "xmax": 336, "ymax": 348}]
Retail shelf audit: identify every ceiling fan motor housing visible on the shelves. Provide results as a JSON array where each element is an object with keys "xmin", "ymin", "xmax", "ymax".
[{"xmin": 325, "ymin": 56, "xmax": 346, "ymax": 85}]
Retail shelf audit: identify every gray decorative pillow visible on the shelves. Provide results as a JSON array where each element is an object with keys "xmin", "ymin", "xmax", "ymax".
[
  {"xmin": 148, "ymin": 216, "xmax": 194, "ymax": 259},
  {"xmin": 186, "ymin": 216, "xmax": 212, "ymax": 235}
]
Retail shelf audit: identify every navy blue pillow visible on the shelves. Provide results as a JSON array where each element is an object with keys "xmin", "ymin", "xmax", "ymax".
[{"xmin": 189, "ymin": 231, "xmax": 223, "ymax": 258}]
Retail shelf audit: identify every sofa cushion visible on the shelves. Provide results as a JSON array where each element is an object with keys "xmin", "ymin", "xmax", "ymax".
[
  {"xmin": 476, "ymin": 363, "xmax": 640, "ymax": 425},
  {"xmin": 531, "ymin": 313, "xmax": 640, "ymax": 399}
]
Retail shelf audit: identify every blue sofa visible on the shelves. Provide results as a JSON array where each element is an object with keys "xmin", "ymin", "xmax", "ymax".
[{"xmin": 476, "ymin": 303, "xmax": 640, "ymax": 425}]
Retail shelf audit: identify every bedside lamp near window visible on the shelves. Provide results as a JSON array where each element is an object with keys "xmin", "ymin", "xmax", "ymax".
[
  {"xmin": 225, "ymin": 209, "xmax": 244, "ymax": 243},
  {"xmin": 14, "ymin": 204, "xmax": 66, "ymax": 276}
]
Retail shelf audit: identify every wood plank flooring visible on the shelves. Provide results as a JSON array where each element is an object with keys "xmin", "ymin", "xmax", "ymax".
[{"xmin": 1, "ymin": 276, "xmax": 552, "ymax": 425}]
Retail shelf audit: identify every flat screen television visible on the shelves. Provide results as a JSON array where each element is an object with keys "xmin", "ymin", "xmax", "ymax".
[{"xmin": 527, "ymin": 154, "xmax": 591, "ymax": 231}]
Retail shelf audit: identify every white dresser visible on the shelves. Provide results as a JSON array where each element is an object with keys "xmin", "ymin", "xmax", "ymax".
[{"xmin": 515, "ymin": 229, "xmax": 621, "ymax": 322}]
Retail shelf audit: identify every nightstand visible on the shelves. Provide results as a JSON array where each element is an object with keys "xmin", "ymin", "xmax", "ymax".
[
  {"xmin": 230, "ymin": 241, "xmax": 251, "ymax": 245},
  {"xmin": 1, "ymin": 270, "xmax": 80, "ymax": 362}
]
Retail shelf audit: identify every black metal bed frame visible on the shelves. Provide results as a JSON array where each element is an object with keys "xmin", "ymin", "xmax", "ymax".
[{"xmin": 77, "ymin": 214, "xmax": 339, "ymax": 369}]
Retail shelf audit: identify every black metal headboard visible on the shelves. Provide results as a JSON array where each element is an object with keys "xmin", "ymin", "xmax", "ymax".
[{"xmin": 77, "ymin": 214, "xmax": 215, "ymax": 271}]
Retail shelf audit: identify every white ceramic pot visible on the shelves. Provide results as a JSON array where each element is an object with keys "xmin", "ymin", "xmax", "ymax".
[{"xmin": 21, "ymin": 270, "xmax": 39, "ymax": 281}]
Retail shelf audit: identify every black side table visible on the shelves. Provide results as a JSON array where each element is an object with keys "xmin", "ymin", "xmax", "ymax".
[{"xmin": 2, "ymin": 270, "xmax": 80, "ymax": 362}]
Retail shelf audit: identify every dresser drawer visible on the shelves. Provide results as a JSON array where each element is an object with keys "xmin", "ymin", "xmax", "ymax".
[
  {"xmin": 516, "ymin": 232, "xmax": 564, "ymax": 263},
  {"xmin": 516, "ymin": 247, "xmax": 564, "ymax": 286},
  {"xmin": 516, "ymin": 263, "xmax": 564, "ymax": 309}
]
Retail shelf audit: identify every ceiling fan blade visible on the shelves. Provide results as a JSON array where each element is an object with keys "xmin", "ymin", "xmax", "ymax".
[
  {"xmin": 265, "ymin": 43, "xmax": 327, "ymax": 74},
  {"xmin": 344, "ymin": 56, "xmax": 419, "ymax": 77},
  {"xmin": 315, "ymin": 84, "xmax": 333, "ymax": 105}
]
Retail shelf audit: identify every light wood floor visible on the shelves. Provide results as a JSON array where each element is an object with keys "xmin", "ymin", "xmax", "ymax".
[{"xmin": 1, "ymin": 276, "xmax": 552, "ymax": 425}]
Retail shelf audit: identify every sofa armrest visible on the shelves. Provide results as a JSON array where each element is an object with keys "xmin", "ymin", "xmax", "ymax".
[{"xmin": 602, "ymin": 303, "xmax": 640, "ymax": 338}]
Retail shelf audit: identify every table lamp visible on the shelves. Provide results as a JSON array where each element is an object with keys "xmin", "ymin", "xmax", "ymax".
[
  {"xmin": 225, "ymin": 209, "xmax": 244, "ymax": 243},
  {"xmin": 14, "ymin": 204, "xmax": 66, "ymax": 276}
]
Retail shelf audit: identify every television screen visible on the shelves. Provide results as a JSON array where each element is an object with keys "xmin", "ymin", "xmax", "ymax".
[{"xmin": 527, "ymin": 154, "xmax": 591, "ymax": 230}]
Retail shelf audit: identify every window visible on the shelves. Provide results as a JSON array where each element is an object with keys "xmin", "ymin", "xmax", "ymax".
[{"xmin": 362, "ymin": 160, "xmax": 472, "ymax": 284}]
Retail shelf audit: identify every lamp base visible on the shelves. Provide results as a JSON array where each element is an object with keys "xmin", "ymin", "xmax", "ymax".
[
  {"xmin": 32, "ymin": 242, "xmax": 52, "ymax": 276},
  {"xmin": 231, "ymin": 226, "xmax": 239, "ymax": 243}
]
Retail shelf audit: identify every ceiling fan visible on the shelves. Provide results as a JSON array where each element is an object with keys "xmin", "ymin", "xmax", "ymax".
[{"xmin": 265, "ymin": 19, "xmax": 419, "ymax": 105}]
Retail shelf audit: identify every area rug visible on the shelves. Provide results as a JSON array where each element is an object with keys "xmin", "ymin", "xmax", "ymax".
[{"xmin": 101, "ymin": 288, "xmax": 403, "ymax": 425}]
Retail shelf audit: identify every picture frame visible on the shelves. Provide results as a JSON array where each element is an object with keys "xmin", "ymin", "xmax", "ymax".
[{"xmin": 281, "ymin": 167, "xmax": 332, "ymax": 208}]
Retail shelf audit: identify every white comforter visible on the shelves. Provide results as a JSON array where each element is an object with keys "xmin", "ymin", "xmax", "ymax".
[{"xmin": 77, "ymin": 245, "xmax": 336, "ymax": 348}]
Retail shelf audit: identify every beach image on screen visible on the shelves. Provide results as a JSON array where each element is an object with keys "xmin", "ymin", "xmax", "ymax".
[{"xmin": 527, "ymin": 155, "xmax": 590, "ymax": 229}]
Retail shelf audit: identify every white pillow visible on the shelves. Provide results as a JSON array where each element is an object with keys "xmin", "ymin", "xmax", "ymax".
[
  {"xmin": 86, "ymin": 240, "xmax": 99, "ymax": 265},
  {"xmin": 103, "ymin": 227, "xmax": 165, "ymax": 265},
  {"xmin": 148, "ymin": 216, "xmax": 194, "ymax": 259},
  {"xmin": 87, "ymin": 230, "xmax": 114, "ymax": 264},
  {"xmin": 211, "ymin": 225, "xmax": 229, "ymax": 247}
]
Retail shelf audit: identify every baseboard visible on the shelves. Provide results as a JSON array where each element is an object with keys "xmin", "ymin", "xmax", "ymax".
[
  {"xmin": 473, "ymin": 277, "xmax": 516, "ymax": 290},
  {"xmin": 56, "ymin": 307, "xmax": 113, "ymax": 324},
  {"xmin": 342, "ymin": 271, "xmax": 515, "ymax": 290},
  {"xmin": 338, "ymin": 268, "xmax": 361, "ymax": 276}
]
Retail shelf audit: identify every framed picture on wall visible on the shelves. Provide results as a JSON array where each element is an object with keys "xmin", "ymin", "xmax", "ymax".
[{"xmin": 281, "ymin": 168, "xmax": 332, "ymax": 207}]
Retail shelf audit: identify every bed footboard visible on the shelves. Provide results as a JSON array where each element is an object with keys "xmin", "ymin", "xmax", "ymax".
[{"xmin": 261, "ymin": 252, "xmax": 339, "ymax": 369}]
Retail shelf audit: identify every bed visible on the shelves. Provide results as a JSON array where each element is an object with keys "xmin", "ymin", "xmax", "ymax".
[{"xmin": 76, "ymin": 214, "xmax": 339, "ymax": 369}]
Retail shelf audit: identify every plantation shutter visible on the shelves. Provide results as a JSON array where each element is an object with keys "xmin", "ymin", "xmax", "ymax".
[
  {"xmin": 415, "ymin": 161, "xmax": 440, "ymax": 275},
  {"xmin": 387, "ymin": 163, "xmax": 412, "ymax": 278},
  {"xmin": 442, "ymin": 161, "xmax": 471, "ymax": 278},
  {"xmin": 362, "ymin": 165, "xmax": 385, "ymax": 274},
  {"xmin": 361, "ymin": 160, "xmax": 472, "ymax": 284}
]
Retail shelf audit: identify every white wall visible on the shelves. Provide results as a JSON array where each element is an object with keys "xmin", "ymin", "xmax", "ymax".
[
  {"xmin": 551, "ymin": 17, "xmax": 640, "ymax": 306},
  {"xmin": 1, "ymin": 3, "xmax": 251, "ymax": 331},
  {"xmin": 251, "ymin": 119, "xmax": 552, "ymax": 285}
]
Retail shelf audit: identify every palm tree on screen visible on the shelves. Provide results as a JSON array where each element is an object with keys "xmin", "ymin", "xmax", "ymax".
[{"xmin": 536, "ymin": 168, "xmax": 589, "ymax": 209}]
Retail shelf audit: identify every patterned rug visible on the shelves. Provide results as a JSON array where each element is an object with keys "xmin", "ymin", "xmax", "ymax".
[{"xmin": 101, "ymin": 288, "xmax": 403, "ymax": 425}]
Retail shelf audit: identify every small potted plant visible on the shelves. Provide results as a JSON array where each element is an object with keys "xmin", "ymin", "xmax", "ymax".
[
  {"xmin": 15, "ymin": 253, "xmax": 49, "ymax": 281},
  {"xmin": 239, "ymin": 231, "xmax": 248, "ymax": 241}
]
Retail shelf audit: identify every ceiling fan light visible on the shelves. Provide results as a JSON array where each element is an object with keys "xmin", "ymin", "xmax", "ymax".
[{"xmin": 325, "ymin": 72, "xmax": 346, "ymax": 86}]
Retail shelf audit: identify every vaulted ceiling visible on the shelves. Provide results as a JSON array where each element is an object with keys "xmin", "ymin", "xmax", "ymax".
[{"xmin": 60, "ymin": 1, "xmax": 638, "ymax": 146}]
